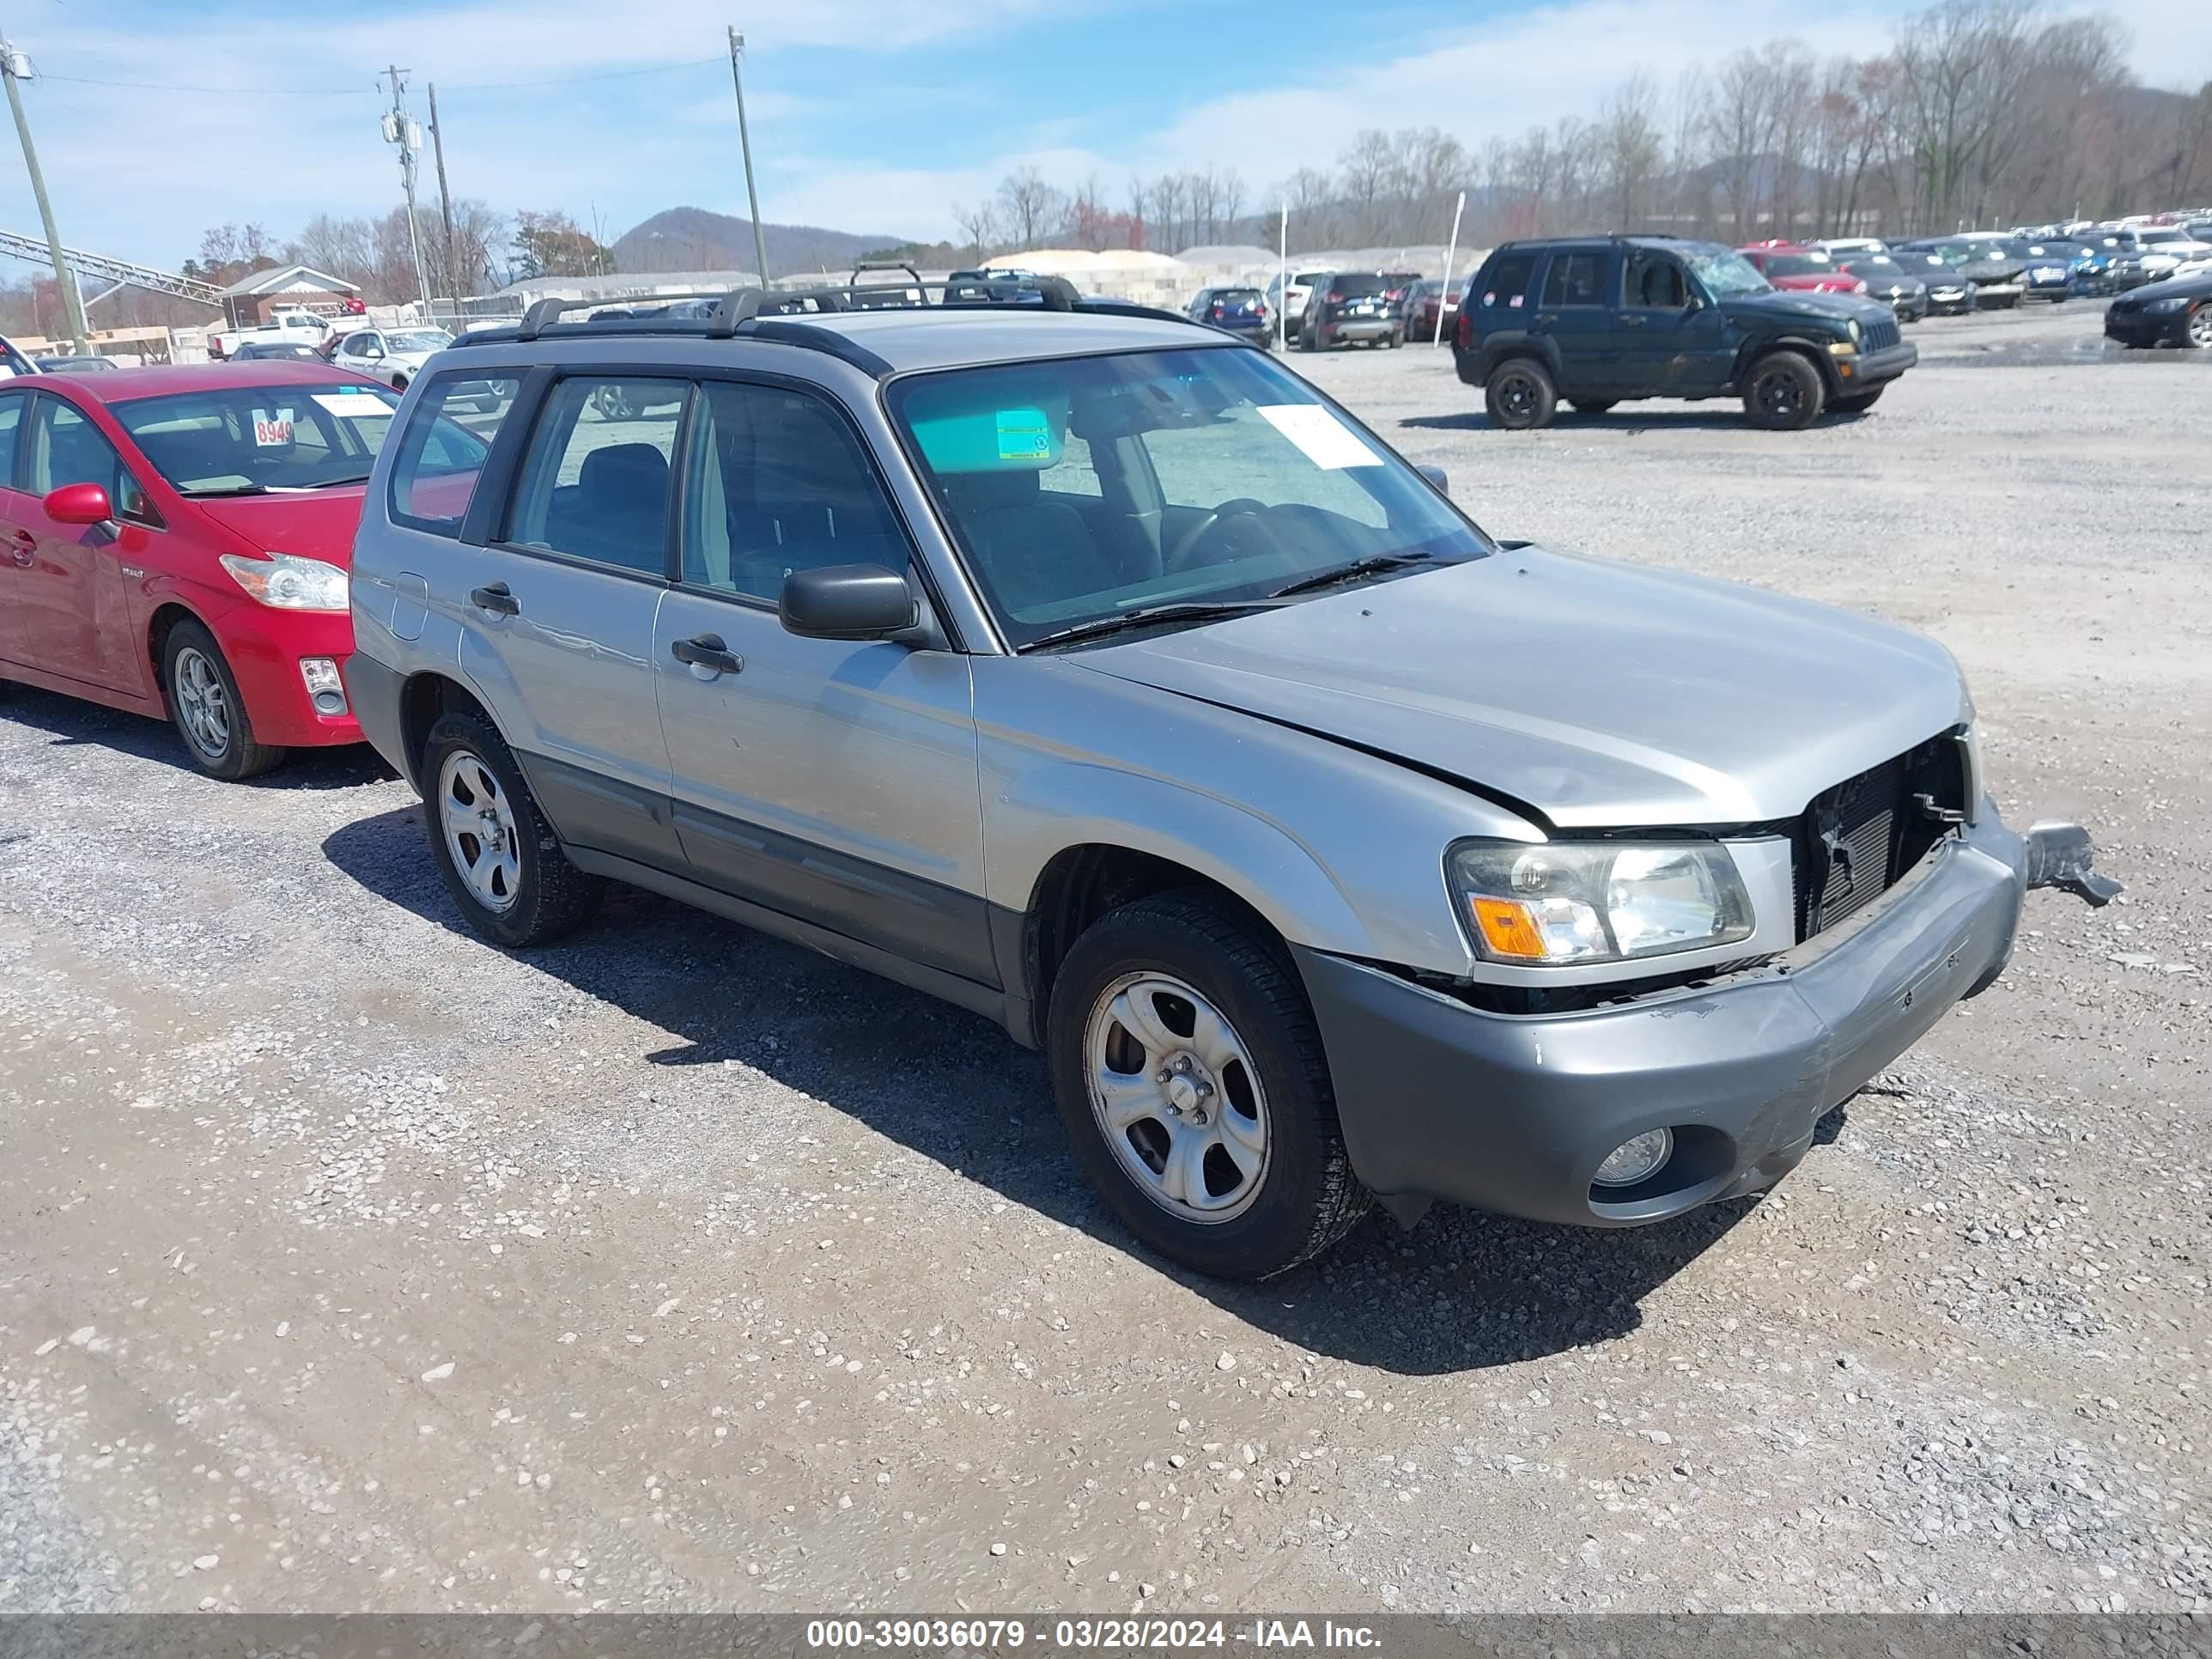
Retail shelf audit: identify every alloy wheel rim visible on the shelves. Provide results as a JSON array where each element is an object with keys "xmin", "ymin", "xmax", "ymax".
[
  {"xmin": 2191, "ymin": 307, "xmax": 2211, "ymax": 347},
  {"xmin": 438, "ymin": 750, "xmax": 524, "ymax": 914},
  {"xmin": 1085, "ymin": 972, "xmax": 1269, "ymax": 1224},
  {"xmin": 172, "ymin": 647, "xmax": 231, "ymax": 759}
]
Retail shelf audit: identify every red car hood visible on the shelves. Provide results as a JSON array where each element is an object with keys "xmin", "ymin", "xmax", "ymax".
[
  {"xmin": 1770, "ymin": 274, "xmax": 1858, "ymax": 293},
  {"xmin": 188, "ymin": 487, "xmax": 368, "ymax": 565}
]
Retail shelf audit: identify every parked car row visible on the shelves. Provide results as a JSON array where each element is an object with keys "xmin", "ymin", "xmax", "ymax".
[{"xmin": 0, "ymin": 277, "xmax": 2116, "ymax": 1279}]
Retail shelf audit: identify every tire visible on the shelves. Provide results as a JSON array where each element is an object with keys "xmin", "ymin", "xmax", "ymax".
[
  {"xmin": 419, "ymin": 708, "xmax": 603, "ymax": 948},
  {"xmin": 1484, "ymin": 357, "xmax": 1557, "ymax": 429},
  {"xmin": 1741, "ymin": 350, "xmax": 1826, "ymax": 430},
  {"xmin": 2187, "ymin": 303, "xmax": 2211, "ymax": 349},
  {"xmin": 592, "ymin": 385, "xmax": 636, "ymax": 421},
  {"xmin": 390, "ymin": 373, "xmax": 409, "ymax": 392},
  {"xmin": 1567, "ymin": 398, "xmax": 1618, "ymax": 415},
  {"xmin": 161, "ymin": 618, "xmax": 283, "ymax": 781},
  {"xmin": 1047, "ymin": 893, "xmax": 1370, "ymax": 1279},
  {"xmin": 1832, "ymin": 387, "xmax": 1885, "ymax": 414}
]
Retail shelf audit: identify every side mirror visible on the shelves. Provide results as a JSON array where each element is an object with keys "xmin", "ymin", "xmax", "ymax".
[
  {"xmin": 779, "ymin": 563, "xmax": 917, "ymax": 641},
  {"xmin": 44, "ymin": 482, "xmax": 113, "ymax": 526},
  {"xmin": 1416, "ymin": 464, "xmax": 1449, "ymax": 494}
]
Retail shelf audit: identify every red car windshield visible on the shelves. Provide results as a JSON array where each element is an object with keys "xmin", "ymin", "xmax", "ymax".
[
  {"xmin": 111, "ymin": 384, "xmax": 404, "ymax": 496},
  {"xmin": 1764, "ymin": 255, "xmax": 1832, "ymax": 279}
]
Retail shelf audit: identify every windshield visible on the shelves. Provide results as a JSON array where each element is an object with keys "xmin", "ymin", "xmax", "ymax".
[
  {"xmin": 888, "ymin": 346, "xmax": 1489, "ymax": 649},
  {"xmin": 112, "ymin": 383, "xmax": 404, "ymax": 494},
  {"xmin": 1842, "ymin": 256, "xmax": 1904, "ymax": 276},
  {"xmin": 1764, "ymin": 254, "xmax": 1832, "ymax": 278},
  {"xmin": 1682, "ymin": 249, "xmax": 1770, "ymax": 295},
  {"xmin": 388, "ymin": 330, "xmax": 453, "ymax": 353}
]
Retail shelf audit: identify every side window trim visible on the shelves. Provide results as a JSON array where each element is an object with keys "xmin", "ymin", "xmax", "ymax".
[{"xmin": 0, "ymin": 388, "xmax": 28, "ymax": 493}]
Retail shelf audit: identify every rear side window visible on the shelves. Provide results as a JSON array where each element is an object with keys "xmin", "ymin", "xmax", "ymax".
[
  {"xmin": 386, "ymin": 374, "xmax": 520, "ymax": 537},
  {"xmin": 1541, "ymin": 252, "xmax": 1605, "ymax": 306},
  {"xmin": 506, "ymin": 376, "xmax": 686, "ymax": 577},
  {"xmin": 1477, "ymin": 252, "xmax": 1536, "ymax": 309}
]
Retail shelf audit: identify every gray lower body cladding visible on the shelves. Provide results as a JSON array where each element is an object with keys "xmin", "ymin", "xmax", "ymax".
[{"xmin": 1293, "ymin": 809, "xmax": 2037, "ymax": 1231}]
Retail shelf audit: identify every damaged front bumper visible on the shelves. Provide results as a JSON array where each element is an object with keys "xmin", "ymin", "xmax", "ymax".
[{"xmin": 1295, "ymin": 805, "xmax": 2117, "ymax": 1231}]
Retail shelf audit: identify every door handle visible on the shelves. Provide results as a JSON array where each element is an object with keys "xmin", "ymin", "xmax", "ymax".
[
  {"xmin": 8, "ymin": 531, "xmax": 32, "ymax": 568},
  {"xmin": 469, "ymin": 582, "xmax": 520, "ymax": 617},
  {"xmin": 1534, "ymin": 312, "xmax": 1559, "ymax": 325},
  {"xmin": 1617, "ymin": 313, "xmax": 1647, "ymax": 326},
  {"xmin": 671, "ymin": 632, "xmax": 742, "ymax": 676}
]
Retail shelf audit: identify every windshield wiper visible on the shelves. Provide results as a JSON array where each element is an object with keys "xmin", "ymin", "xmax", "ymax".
[
  {"xmin": 1021, "ymin": 599, "xmax": 1285, "ymax": 652},
  {"xmin": 1269, "ymin": 550, "xmax": 1432, "ymax": 598},
  {"xmin": 178, "ymin": 483, "xmax": 268, "ymax": 497}
]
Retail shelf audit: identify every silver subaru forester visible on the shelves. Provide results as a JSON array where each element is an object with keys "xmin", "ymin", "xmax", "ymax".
[{"xmin": 343, "ymin": 282, "xmax": 2113, "ymax": 1279}]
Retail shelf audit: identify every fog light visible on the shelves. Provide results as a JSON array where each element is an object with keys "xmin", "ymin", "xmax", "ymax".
[
  {"xmin": 300, "ymin": 657, "xmax": 347, "ymax": 717},
  {"xmin": 1593, "ymin": 1127, "xmax": 1674, "ymax": 1188}
]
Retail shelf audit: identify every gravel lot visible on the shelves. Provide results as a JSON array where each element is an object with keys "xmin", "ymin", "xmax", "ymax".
[{"xmin": 3, "ymin": 300, "xmax": 2208, "ymax": 1617}]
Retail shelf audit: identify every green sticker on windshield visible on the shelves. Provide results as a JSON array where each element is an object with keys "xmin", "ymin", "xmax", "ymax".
[{"xmin": 995, "ymin": 407, "xmax": 1053, "ymax": 461}]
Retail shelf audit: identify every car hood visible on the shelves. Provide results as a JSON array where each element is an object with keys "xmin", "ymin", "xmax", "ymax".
[
  {"xmin": 1719, "ymin": 288, "xmax": 1891, "ymax": 330},
  {"xmin": 188, "ymin": 487, "xmax": 369, "ymax": 566},
  {"xmin": 1075, "ymin": 550, "xmax": 1969, "ymax": 829}
]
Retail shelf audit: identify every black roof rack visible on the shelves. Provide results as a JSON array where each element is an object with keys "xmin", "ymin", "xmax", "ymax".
[{"xmin": 454, "ymin": 276, "xmax": 1249, "ymax": 368}]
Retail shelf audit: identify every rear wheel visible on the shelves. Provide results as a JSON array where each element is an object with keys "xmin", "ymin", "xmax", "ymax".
[
  {"xmin": 1484, "ymin": 358, "xmax": 1557, "ymax": 429},
  {"xmin": 2187, "ymin": 303, "xmax": 2211, "ymax": 349},
  {"xmin": 1048, "ymin": 894, "xmax": 1370, "ymax": 1279},
  {"xmin": 161, "ymin": 619, "xmax": 283, "ymax": 781},
  {"xmin": 1742, "ymin": 351, "xmax": 1826, "ymax": 430},
  {"xmin": 419, "ymin": 708, "xmax": 603, "ymax": 948}
]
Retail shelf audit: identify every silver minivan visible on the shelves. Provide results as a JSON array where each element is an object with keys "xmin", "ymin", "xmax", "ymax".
[{"xmin": 343, "ymin": 284, "xmax": 2113, "ymax": 1279}]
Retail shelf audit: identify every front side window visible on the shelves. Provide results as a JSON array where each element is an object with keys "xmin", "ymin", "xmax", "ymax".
[
  {"xmin": 506, "ymin": 376, "xmax": 685, "ymax": 576},
  {"xmin": 0, "ymin": 391, "xmax": 25, "ymax": 485},
  {"xmin": 678, "ymin": 379, "xmax": 911, "ymax": 600},
  {"xmin": 114, "ymin": 383, "xmax": 401, "ymax": 496},
  {"xmin": 28, "ymin": 399, "xmax": 153, "ymax": 520},
  {"xmin": 890, "ymin": 346, "xmax": 1488, "ymax": 648},
  {"xmin": 386, "ymin": 373, "xmax": 517, "ymax": 536},
  {"xmin": 1622, "ymin": 252, "xmax": 1687, "ymax": 307}
]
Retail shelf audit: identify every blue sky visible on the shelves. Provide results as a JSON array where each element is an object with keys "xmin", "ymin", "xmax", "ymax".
[{"xmin": 3, "ymin": 0, "xmax": 2205, "ymax": 277}]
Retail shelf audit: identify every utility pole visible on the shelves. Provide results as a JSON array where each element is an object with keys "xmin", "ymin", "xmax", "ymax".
[
  {"xmin": 0, "ymin": 38, "xmax": 88, "ymax": 352},
  {"xmin": 382, "ymin": 65, "xmax": 431, "ymax": 308},
  {"xmin": 726, "ymin": 27, "xmax": 771, "ymax": 286},
  {"xmin": 427, "ymin": 82, "xmax": 457, "ymax": 301}
]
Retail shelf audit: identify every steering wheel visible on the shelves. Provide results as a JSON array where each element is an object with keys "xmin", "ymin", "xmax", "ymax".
[{"xmin": 1165, "ymin": 497, "xmax": 1273, "ymax": 573}]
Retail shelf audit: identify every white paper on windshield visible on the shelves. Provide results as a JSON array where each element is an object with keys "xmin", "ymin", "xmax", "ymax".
[
  {"xmin": 1257, "ymin": 404, "xmax": 1381, "ymax": 470},
  {"xmin": 252, "ymin": 408, "xmax": 295, "ymax": 446},
  {"xmin": 313, "ymin": 392, "xmax": 386, "ymax": 416}
]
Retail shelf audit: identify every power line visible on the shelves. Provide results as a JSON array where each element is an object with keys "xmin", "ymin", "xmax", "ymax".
[{"xmin": 38, "ymin": 56, "xmax": 720, "ymax": 99}]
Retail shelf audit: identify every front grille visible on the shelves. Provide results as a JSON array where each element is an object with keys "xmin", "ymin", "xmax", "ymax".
[
  {"xmin": 1795, "ymin": 736, "xmax": 1967, "ymax": 942},
  {"xmin": 1863, "ymin": 317, "xmax": 1901, "ymax": 353}
]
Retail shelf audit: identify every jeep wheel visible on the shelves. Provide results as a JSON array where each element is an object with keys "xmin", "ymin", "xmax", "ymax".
[
  {"xmin": 1484, "ymin": 359, "xmax": 1557, "ymax": 429},
  {"xmin": 420, "ymin": 708, "xmax": 603, "ymax": 948},
  {"xmin": 1567, "ymin": 398, "xmax": 1617, "ymax": 416},
  {"xmin": 1742, "ymin": 351, "xmax": 1826, "ymax": 430},
  {"xmin": 1048, "ymin": 894, "xmax": 1370, "ymax": 1279},
  {"xmin": 162, "ymin": 619, "xmax": 283, "ymax": 781},
  {"xmin": 1833, "ymin": 387, "xmax": 1885, "ymax": 414}
]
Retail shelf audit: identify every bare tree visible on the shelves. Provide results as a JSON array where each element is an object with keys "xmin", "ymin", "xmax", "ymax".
[{"xmin": 996, "ymin": 167, "xmax": 1066, "ymax": 251}]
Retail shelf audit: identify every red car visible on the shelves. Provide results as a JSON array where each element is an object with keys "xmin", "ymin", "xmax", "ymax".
[
  {"xmin": 1737, "ymin": 243, "xmax": 1869, "ymax": 297},
  {"xmin": 1402, "ymin": 276, "xmax": 1468, "ymax": 343},
  {"xmin": 0, "ymin": 362, "xmax": 404, "ymax": 780}
]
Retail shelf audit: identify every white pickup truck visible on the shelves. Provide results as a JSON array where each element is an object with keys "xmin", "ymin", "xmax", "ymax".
[{"xmin": 210, "ymin": 307, "xmax": 333, "ymax": 361}]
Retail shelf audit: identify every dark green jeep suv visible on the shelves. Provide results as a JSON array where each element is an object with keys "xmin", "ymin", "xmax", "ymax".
[{"xmin": 1455, "ymin": 236, "xmax": 1917, "ymax": 431}]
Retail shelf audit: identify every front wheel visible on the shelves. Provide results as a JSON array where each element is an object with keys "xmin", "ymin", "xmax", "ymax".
[
  {"xmin": 2186, "ymin": 303, "xmax": 2211, "ymax": 349},
  {"xmin": 1048, "ymin": 894, "xmax": 1370, "ymax": 1279},
  {"xmin": 1742, "ymin": 350, "xmax": 1826, "ymax": 430},
  {"xmin": 420, "ymin": 708, "xmax": 603, "ymax": 947},
  {"xmin": 1485, "ymin": 358, "xmax": 1557, "ymax": 429},
  {"xmin": 162, "ymin": 619, "xmax": 283, "ymax": 781}
]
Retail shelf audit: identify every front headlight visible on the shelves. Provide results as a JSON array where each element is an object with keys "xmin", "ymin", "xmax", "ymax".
[
  {"xmin": 218, "ymin": 551, "xmax": 349, "ymax": 611},
  {"xmin": 1449, "ymin": 840, "xmax": 1754, "ymax": 965},
  {"xmin": 2143, "ymin": 295, "xmax": 2188, "ymax": 313}
]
